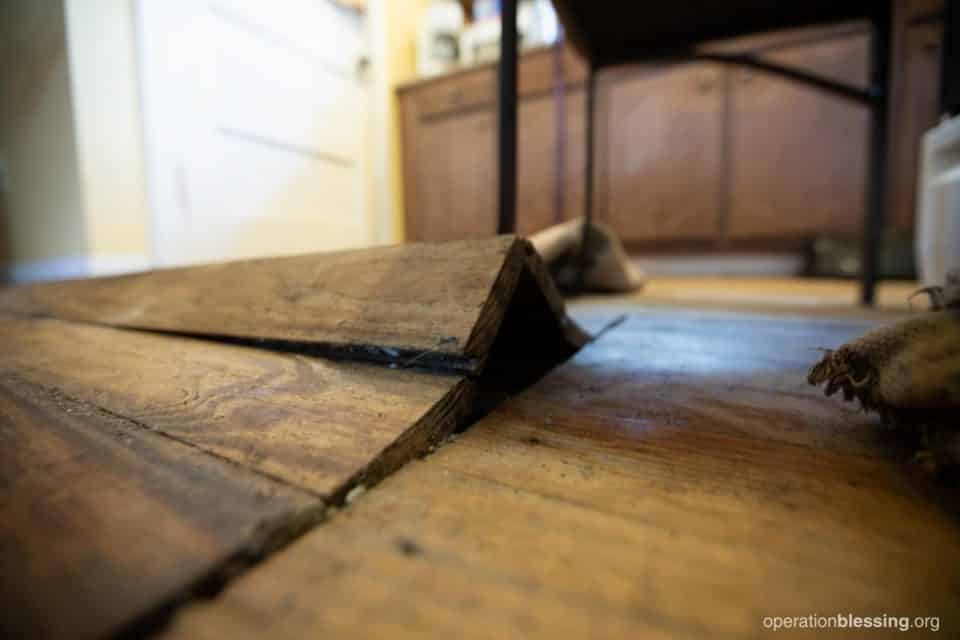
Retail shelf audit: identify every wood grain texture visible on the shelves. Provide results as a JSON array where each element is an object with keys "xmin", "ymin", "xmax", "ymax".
[
  {"xmin": 0, "ymin": 314, "xmax": 470, "ymax": 498},
  {"xmin": 0, "ymin": 237, "xmax": 513, "ymax": 363},
  {"xmin": 0, "ymin": 236, "xmax": 582, "ymax": 372},
  {"xmin": 164, "ymin": 310, "xmax": 960, "ymax": 639},
  {"xmin": 0, "ymin": 233, "xmax": 588, "ymax": 637},
  {"xmin": 0, "ymin": 372, "xmax": 318, "ymax": 640}
]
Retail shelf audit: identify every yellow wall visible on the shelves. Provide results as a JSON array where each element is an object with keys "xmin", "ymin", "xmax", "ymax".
[
  {"xmin": 369, "ymin": 0, "xmax": 430, "ymax": 243},
  {"xmin": 0, "ymin": 0, "xmax": 87, "ymax": 278}
]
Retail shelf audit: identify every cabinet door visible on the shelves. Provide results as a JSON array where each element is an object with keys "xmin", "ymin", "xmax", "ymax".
[
  {"xmin": 562, "ymin": 89, "xmax": 587, "ymax": 226},
  {"xmin": 890, "ymin": 20, "xmax": 943, "ymax": 232},
  {"xmin": 405, "ymin": 90, "xmax": 581, "ymax": 241},
  {"xmin": 407, "ymin": 111, "xmax": 497, "ymax": 242},
  {"xmin": 516, "ymin": 91, "xmax": 587, "ymax": 235},
  {"xmin": 728, "ymin": 33, "xmax": 869, "ymax": 239},
  {"xmin": 517, "ymin": 96, "xmax": 560, "ymax": 235},
  {"xmin": 601, "ymin": 63, "xmax": 724, "ymax": 243}
]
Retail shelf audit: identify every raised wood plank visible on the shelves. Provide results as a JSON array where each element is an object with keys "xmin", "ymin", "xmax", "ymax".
[
  {"xmin": 0, "ymin": 372, "xmax": 317, "ymax": 640},
  {"xmin": 0, "ymin": 314, "xmax": 471, "ymax": 498},
  {"xmin": 163, "ymin": 311, "xmax": 960, "ymax": 639},
  {"xmin": 0, "ymin": 237, "xmax": 579, "ymax": 372}
]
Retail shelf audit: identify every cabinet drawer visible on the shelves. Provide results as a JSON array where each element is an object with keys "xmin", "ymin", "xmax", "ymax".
[
  {"xmin": 416, "ymin": 69, "xmax": 495, "ymax": 118},
  {"xmin": 412, "ymin": 46, "xmax": 587, "ymax": 119}
]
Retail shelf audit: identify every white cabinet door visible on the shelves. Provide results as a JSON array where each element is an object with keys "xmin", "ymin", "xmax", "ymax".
[{"xmin": 137, "ymin": 0, "xmax": 370, "ymax": 266}]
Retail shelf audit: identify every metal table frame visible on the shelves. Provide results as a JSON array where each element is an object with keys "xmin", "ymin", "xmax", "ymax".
[{"xmin": 495, "ymin": 1, "xmax": 895, "ymax": 305}]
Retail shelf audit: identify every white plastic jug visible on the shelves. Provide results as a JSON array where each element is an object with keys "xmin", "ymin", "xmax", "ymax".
[{"xmin": 917, "ymin": 115, "xmax": 960, "ymax": 287}]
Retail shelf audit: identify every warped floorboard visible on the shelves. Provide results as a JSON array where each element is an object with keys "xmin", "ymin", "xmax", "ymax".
[
  {"xmin": 0, "ymin": 237, "xmax": 586, "ymax": 639},
  {"xmin": 0, "ymin": 373, "xmax": 317, "ymax": 640},
  {"xmin": 0, "ymin": 237, "xmax": 584, "ymax": 373},
  {"xmin": 161, "ymin": 311, "xmax": 960, "ymax": 640},
  {"xmin": 0, "ymin": 314, "xmax": 472, "ymax": 497},
  {"xmin": 0, "ymin": 314, "xmax": 476, "ymax": 639}
]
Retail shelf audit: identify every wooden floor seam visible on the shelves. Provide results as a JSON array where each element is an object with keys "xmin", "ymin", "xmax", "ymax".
[{"xmin": 6, "ymin": 241, "xmax": 956, "ymax": 639}]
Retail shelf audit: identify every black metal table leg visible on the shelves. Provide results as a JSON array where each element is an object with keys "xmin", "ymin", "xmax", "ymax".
[
  {"xmin": 497, "ymin": 0, "xmax": 519, "ymax": 235},
  {"xmin": 861, "ymin": 1, "xmax": 894, "ymax": 306},
  {"xmin": 577, "ymin": 68, "xmax": 597, "ymax": 285}
]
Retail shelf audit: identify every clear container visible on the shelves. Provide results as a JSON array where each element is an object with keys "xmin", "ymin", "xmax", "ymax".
[{"xmin": 916, "ymin": 115, "xmax": 960, "ymax": 287}]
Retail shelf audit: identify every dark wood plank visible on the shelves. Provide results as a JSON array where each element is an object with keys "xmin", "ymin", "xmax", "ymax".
[
  {"xmin": 0, "ymin": 314, "xmax": 471, "ymax": 498},
  {"xmin": 0, "ymin": 237, "xmax": 582, "ymax": 371},
  {"xmin": 163, "ymin": 310, "xmax": 960, "ymax": 639},
  {"xmin": 0, "ymin": 372, "xmax": 317, "ymax": 640}
]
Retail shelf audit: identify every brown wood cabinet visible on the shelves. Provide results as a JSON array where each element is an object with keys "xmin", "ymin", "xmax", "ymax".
[
  {"xmin": 889, "ymin": 14, "xmax": 944, "ymax": 231},
  {"xmin": 727, "ymin": 32, "xmax": 870, "ymax": 240},
  {"xmin": 400, "ymin": 47, "xmax": 588, "ymax": 242},
  {"xmin": 406, "ymin": 110, "xmax": 497, "ymax": 242},
  {"xmin": 599, "ymin": 63, "xmax": 724, "ymax": 242},
  {"xmin": 398, "ymin": 6, "xmax": 943, "ymax": 250}
]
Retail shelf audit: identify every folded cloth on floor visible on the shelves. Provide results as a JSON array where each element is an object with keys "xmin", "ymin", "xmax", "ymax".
[{"xmin": 529, "ymin": 217, "xmax": 645, "ymax": 293}]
